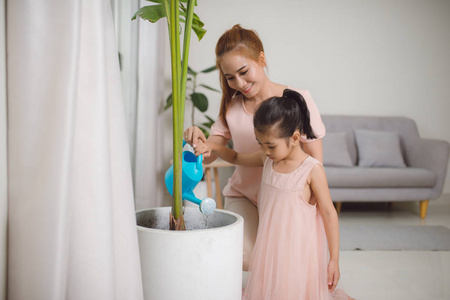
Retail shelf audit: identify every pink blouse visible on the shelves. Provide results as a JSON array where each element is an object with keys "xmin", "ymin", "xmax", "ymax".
[{"xmin": 210, "ymin": 87, "xmax": 325, "ymax": 205}]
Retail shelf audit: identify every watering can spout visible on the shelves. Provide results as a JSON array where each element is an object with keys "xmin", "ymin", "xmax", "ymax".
[
  {"xmin": 183, "ymin": 192, "xmax": 216, "ymax": 215},
  {"xmin": 165, "ymin": 140, "xmax": 217, "ymax": 215}
]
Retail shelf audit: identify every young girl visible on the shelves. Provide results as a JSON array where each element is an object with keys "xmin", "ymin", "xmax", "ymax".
[{"xmin": 196, "ymin": 89, "xmax": 353, "ymax": 300}]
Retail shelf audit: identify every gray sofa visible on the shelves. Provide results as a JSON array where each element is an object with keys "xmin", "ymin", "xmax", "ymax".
[{"xmin": 321, "ymin": 115, "xmax": 450, "ymax": 218}]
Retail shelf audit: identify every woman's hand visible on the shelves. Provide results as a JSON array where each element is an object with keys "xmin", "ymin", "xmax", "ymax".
[
  {"xmin": 327, "ymin": 259, "xmax": 340, "ymax": 293},
  {"xmin": 184, "ymin": 127, "xmax": 229, "ymax": 164},
  {"xmin": 184, "ymin": 126, "xmax": 206, "ymax": 147},
  {"xmin": 193, "ymin": 140, "xmax": 212, "ymax": 157}
]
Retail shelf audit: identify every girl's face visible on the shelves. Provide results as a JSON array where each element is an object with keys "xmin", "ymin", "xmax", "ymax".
[
  {"xmin": 254, "ymin": 128, "xmax": 298, "ymax": 162},
  {"xmin": 219, "ymin": 50, "xmax": 266, "ymax": 98}
]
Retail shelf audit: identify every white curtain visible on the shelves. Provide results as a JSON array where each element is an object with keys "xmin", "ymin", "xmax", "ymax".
[
  {"xmin": 112, "ymin": 0, "xmax": 168, "ymax": 210},
  {"xmin": 0, "ymin": 0, "xmax": 7, "ymax": 299},
  {"xmin": 7, "ymin": 0, "xmax": 143, "ymax": 299},
  {"xmin": 111, "ymin": 0, "xmax": 140, "ymax": 162},
  {"xmin": 133, "ymin": 8, "xmax": 168, "ymax": 210}
]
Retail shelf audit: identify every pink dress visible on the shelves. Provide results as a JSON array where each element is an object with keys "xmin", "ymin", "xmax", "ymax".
[{"xmin": 243, "ymin": 156, "xmax": 351, "ymax": 300}]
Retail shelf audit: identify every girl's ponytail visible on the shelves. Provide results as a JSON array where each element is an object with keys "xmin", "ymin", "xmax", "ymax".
[
  {"xmin": 282, "ymin": 89, "xmax": 317, "ymax": 140},
  {"xmin": 254, "ymin": 89, "xmax": 317, "ymax": 140}
]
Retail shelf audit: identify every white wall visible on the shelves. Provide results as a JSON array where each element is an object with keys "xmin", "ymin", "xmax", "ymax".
[{"xmin": 161, "ymin": 0, "xmax": 450, "ymax": 193}]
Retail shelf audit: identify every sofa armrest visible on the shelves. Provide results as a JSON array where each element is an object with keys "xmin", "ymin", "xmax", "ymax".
[{"xmin": 406, "ymin": 138, "xmax": 450, "ymax": 199}]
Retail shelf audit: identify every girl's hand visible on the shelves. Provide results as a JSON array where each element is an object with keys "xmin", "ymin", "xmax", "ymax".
[
  {"xmin": 327, "ymin": 260, "xmax": 340, "ymax": 293},
  {"xmin": 193, "ymin": 140, "xmax": 212, "ymax": 157},
  {"xmin": 184, "ymin": 126, "xmax": 206, "ymax": 147}
]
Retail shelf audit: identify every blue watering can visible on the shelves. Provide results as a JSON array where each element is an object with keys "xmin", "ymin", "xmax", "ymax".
[{"xmin": 165, "ymin": 141, "xmax": 216, "ymax": 215}]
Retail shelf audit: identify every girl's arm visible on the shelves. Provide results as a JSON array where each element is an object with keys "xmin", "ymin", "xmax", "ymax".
[
  {"xmin": 309, "ymin": 165, "xmax": 340, "ymax": 292},
  {"xmin": 196, "ymin": 141, "xmax": 265, "ymax": 167},
  {"xmin": 200, "ymin": 134, "xmax": 229, "ymax": 164}
]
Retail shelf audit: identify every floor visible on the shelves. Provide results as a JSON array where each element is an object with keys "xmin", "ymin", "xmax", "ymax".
[
  {"xmin": 242, "ymin": 193, "xmax": 450, "ymax": 300},
  {"xmin": 337, "ymin": 194, "xmax": 450, "ymax": 300}
]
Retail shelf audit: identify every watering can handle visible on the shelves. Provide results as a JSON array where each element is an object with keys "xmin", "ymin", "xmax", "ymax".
[{"xmin": 183, "ymin": 140, "xmax": 203, "ymax": 171}]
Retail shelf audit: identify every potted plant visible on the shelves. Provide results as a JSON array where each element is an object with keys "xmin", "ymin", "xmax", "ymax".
[{"xmin": 132, "ymin": 1, "xmax": 243, "ymax": 299}]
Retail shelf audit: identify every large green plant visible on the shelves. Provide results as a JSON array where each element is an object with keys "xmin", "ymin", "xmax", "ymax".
[{"xmin": 133, "ymin": 0, "xmax": 206, "ymax": 230}]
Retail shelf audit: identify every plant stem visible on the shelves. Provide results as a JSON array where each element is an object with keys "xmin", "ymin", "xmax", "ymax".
[
  {"xmin": 170, "ymin": 0, "xmax": 196, "ymax": 223},
  {"xmin": 191, "ymin": 104, "xmax": 195, "ymax": 127},
  {"xmin": 180, "ymin": 0, "xmax": 195, "ymax": 132},
  {"xmin": 191, "ymin": 74, "xmax": 197, "ymax": 126},
  {"xmin": 169, "ymin": 0, "xmax": 183, "ymax": 221}
]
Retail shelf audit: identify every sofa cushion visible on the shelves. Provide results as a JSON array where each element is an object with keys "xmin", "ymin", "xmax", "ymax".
[
  {"xmin": 325, "ymin": 167, "xmax": 436, "ymax": 188},
  {"xmin": 323, "ymin": 132, "xmax": 354, "ymax": 167},
  {"xmin": 355, "ymin": 129, "xmax": 406, "ymax": 168},
  {"xmin": 321, "ymin": 115, "xmax": 421, "ymax": 166}
]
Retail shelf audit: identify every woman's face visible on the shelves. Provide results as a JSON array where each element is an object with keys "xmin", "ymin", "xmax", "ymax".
[{"xmin": 219, "ymin": 50, "xmax": 266, "ymax": 99}]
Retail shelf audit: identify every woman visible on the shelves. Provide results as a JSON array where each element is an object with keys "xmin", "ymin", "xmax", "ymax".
[{"xmin": 184, "ymin": 24, "xmax": 325, "ymax": 271}]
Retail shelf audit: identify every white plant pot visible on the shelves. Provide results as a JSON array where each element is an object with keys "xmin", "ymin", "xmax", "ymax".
[{"xmin": 136, "ymin": 207, "xmax": 244, "ymax": 300}]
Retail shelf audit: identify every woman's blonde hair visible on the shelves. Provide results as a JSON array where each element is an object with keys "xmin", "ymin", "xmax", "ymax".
[{"xmin": 215, "ymin": 24, "xmax": 265, "ymax": 128}]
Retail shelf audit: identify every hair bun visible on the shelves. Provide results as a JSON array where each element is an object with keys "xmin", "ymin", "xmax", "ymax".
[{"xmin": 282, "ymin": 89, "xmax": 298, "ymax": 99}]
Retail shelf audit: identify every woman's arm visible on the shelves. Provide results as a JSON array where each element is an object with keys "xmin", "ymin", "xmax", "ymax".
[
  {"xmin": 309, "ymin": 165, "xmax": 340, "ymax": 292},
  {"xmin": 196, "ymin": 141, "xmax": 265, "ymax": 167},
  {"xmin": 303, "ymin": 139, "xmax": 323, "ymax": 164}
]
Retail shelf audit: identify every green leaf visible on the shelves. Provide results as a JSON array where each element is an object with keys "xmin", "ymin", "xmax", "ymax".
[
  {"xmin": 132, "ymin": 5, "xmax": 166, "ymax": 22},
  {"xmin": 201, "ymin": 115, "xmax": 215, "ymax": 128},
  {"xmin": 200, "ymin": 65, "xmax": 216, "ymax": 73},
  {"xmin": 201, "ymin": 120, "xmax": 214, "ymax": 128},
  {"xmin": 178, "ymin": 15, "xmax": 206, "ymax": 40},
  {"xmin": 199, "ymin": 83, "xmax": 220, "ymax": 93},
  {"xmin": 180, "ymin": 16, "xmax": 206, "ymax": 41},
  {"xmin": 191, "ymin": 93, "xmax": 208, "ymax": 112},
  {"xmin": 172, "ymin": 3, "xmax": 206, "ymax": 41},
  {"xmin": 192, "ymin": 23, "xmax": 206, "ymax": 41},
  {"xmin": 187, "ymin": 66, "xmax": 197, "ymax": 76},
  {"xmin": 179, "ymin": 2, "xmax": 187, "ymax": 13},
  {"xmin": 164, "ymin": 94, "xmax": 173, "ymax": 110},
  {"xmin": 192, "ymin": 13, "xmax": 205, "ymax": 28},
  {"xmin": 205, "ymin": 115, "xmax": 216, "ymax": 123},
  {"xmin": 133, "ymin": 1, "xmax": 204, "ymax": 40}
]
